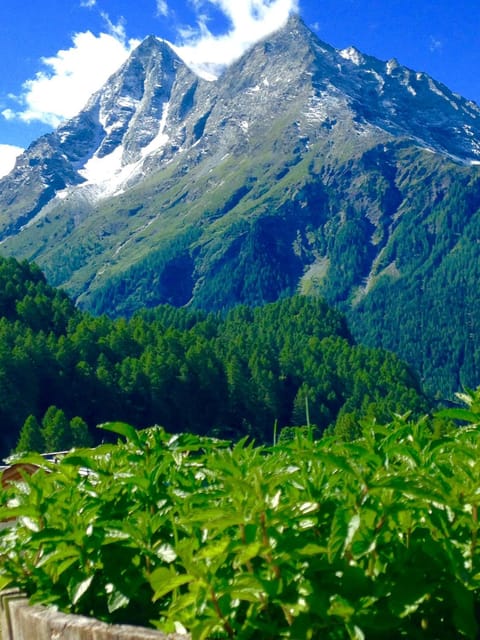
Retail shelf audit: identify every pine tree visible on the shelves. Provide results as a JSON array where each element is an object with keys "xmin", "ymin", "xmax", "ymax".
[
  {"xmin": 15, "ymin": 414, "xmax": 44, "ymax": 453},
  {"xmin": 41, "ymin": 406, "xmax": 71, "ymax": 452},
  {"xmin": 70, "ymin": 416, "xmax": 93, "ymax": 448}
]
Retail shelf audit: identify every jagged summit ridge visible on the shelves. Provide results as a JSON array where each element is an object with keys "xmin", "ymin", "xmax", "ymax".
[
  {"xmin": 2, "ymin": 15, "xmax": 480, "ymax": 215},
  {"xmin": 260, "ymin": 15, "xmax": 480, "ymax": 161},
  {"xmin": 1, "ymin": 15, "xmax": 480, "ymax": 259},
  {"xmin": 56, "ymin": 36, "xmax": 193, "ymax": 188}
]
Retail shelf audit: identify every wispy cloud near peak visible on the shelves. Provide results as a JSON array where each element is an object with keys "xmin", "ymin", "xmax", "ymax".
[
  {"xmin": 156, "ymin": 1, "xmax": 169, "ymax": 17},
  {"xmin": 0, "ymin": 144, "xmax": 23, "ymax": 179},
  {"xmin": 174, "ymin": 0, "xmax": 299, "ymax": 78},
  {"xmin": 2, "ymin": 29, "xmax": 139, "ymax": 127},
  {"xmin": 1, "ymin": 0, "xmax": 297, "ymax": 128}
]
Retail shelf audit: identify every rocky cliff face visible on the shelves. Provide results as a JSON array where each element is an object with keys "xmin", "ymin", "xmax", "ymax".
[{"xmin": 1, "ymin": 15, "xmax": 480, "ymax": 395}]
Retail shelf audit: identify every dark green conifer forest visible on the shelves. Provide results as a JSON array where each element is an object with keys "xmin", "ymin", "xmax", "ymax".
[{"xmin": 0, "ymin": 255, "xmax": 427, "ymax": 456}]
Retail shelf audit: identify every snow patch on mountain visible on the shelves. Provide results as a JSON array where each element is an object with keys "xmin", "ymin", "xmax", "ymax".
[
  {"xmin": 73, "ymin": 98, "xmax": 172, "ymax": 201},
  {"xmin": 77, "ymin": 146, "xmax": 142, "ymax": 200},
  {"xmin": 385, "ymin": 59, "xmax": 400, "ymax": 75},
  {"xmin": 80, "ymin": 146, "xmax": 124, "ymax": 184},
  {"xmin": 339, "ymin": 46, "xmax": 364, "ymax": 66},
  {"xmin": 141, "ymin": 102, "xmax": 170, "ymax": 158},
  {"xmin": 365, "ymin": 69, "xmax": 385, "ymax": 92},
  {"xmin": 99, "ymin": 96, "xmax": 140, "ymax": 131}
]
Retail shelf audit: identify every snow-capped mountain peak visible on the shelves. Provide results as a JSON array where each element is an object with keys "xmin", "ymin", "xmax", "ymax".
[{"xmin": 1, "ymin": 14, "xmax": 480, "ymax": 237}]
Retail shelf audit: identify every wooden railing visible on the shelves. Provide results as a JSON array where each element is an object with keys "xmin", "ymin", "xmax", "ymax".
[{"xmin": 0, "ymin": 590, "xmax": 188, "ymax": 639}]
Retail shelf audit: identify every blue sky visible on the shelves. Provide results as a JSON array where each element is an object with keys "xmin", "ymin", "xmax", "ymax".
[{"xmin": 0, "ymin": 0, "xmax": 479, "ymax": 175}]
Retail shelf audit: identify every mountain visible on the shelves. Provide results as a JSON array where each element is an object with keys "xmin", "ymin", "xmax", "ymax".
[{"xmin": 1, "ymin": 15, "xmax": 480, "ymax": 396}]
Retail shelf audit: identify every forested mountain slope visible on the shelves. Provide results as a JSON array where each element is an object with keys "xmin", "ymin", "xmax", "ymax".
[{"xmin": 0, "ymin": 256, "xmax": 426, "ymax": 457}]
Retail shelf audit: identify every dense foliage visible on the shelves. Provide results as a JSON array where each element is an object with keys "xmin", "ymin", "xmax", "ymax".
[
  {"xmin": 0, "ymin": 256, "xmax": 426, "ymax": 457},
  {"xmin": 349, "ymin": 172, "xmax": 480, "ymax": 397},
  {"xmin": 2, "ymin": 400, "xmax": 480, "ymax": 638}
]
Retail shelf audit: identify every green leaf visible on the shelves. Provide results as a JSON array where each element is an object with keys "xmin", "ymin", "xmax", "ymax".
[
  {"xmin": 328, "ymin": 508, "xmax": 349, "ymax": 561},
  {"xmin": 37, "ymin": 546, "xmax": 80, "ymax": 570},
  {"xmin": 102, "ymin": 529, "xmax": 132, "ymax": 544},
  {"xmin": 319, "ymin": 453, "xmax": 357, "ymax": 476},
  {"xmin": 3, "ymin": 452, "xmax": 55, "ymax": 469},
  {"xmin": 71, "ymin": 575, "xmax": 94, "ymax": 605},
  {"xmin": 371, "ymin": 475, "xmax": 447, "ymax": 504},
  {"xmin": 344, "ymin": 513, "xmax": 361, "ymax": 550},
  {"xmin": 347, "ymin": 624, "xmax": 365, "ymax": 640},
  {"xmin": 106, "ymin": 583, "xmax": 130, "ymax": 613},
  {"xmin": 297, "ymin": 543, "xmax": 328, "ymax": 556},
  {"xmin": 98, "ymin": 422, "xmax": 141, "ymax": 446},
  {"xmin": 61, "ymin": 454, "xmax": 99, "ymax": 470},
  {"xmin": 54, "ymin": 556, "xmax": 80, "ymax": 580},
  {"xmin": 0, "ymin": 505, "xmax": 38, "ymax": 521},
  {"xmin": 31, "ymin": 528, "xmax": 71, "ymax": 544},
  {"xmin": 18, "ymin": 516, "xmax": 40, "ymax": 532},
  {"xmin": 196, "ymin": 538, "xmax": 230, "ymax": 560},
  {"xmin": 229, "ymin": 573, "xmax": 265, "ymax": 603},
  {"xmin": 0, "ymin": 574, "xmax": 13, "ymax": 591},
  {"xmin": 436, "ymin": 408, "xmax": 480, "ymax": 423},
  {"xmin": 155, "ymin": 543, "xmax": 177, "ymax": 563},
  {"xmin": 328, "ymin": 595, "xmax": 355, "ymax": 620},
  {"xmin": 296, "ymin": 501, "xmax": 320, "ymax": 516},
  {"xmin": 234, "ymin": 541, "xmax": 263, "ymax": 565},
  {"xmin": 149, "ymin": 568, "xmax": 194, "ymax": 602}
]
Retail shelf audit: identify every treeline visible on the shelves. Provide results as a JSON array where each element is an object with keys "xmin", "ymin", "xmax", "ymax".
[{"xmin": 0, "ymin": 256, "xmax": 428, "ymax": 456}]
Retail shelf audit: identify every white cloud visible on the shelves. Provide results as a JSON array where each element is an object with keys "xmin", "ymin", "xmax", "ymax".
[
  {"xmin": 100, "ymin": 12, "xmax": 129, "ymax": 43},
  {"xmin": 0, "ymin": 144, "xmax": 23, "ymax": 179},
  {"xmin": 2, "ymin": 0, "xmax": 297, "ymax": 130},
  {"xmin": 156, "ymin": 0, "xmax": 169, "ymax": 17},
  {"xmin": 174, "ymin": 0, "xmax": 299, "ymax": 77},
  {"xmin": 4, "ymin": 29, "xmax": 139, "ymax": 127}
]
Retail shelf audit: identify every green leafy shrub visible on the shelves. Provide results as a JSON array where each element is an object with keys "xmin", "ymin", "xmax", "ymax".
[{"xmin": 2, "ymin": 415, "xmax": 480, "ymax": 638}]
